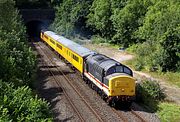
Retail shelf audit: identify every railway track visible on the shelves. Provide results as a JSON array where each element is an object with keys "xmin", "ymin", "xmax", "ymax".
[
  {"xmin": 36, "ymin": 41, "xmax": 148, "ymax": 122},
  {"xmin": 130, "ymin": 107, "xmax": 147, "ymax": 122},
  {"xmin": 35, "ymin": 43, "xmax": 85, "ymax": 121},
  {"xmin": 35, "ymin": 42, "xmax": 104, "ymax": 122}
]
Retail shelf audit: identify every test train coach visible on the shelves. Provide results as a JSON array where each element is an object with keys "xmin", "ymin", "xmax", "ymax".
[{"xmin": 40, "ymin": 30, "xmax": 136, "ymax": 106}]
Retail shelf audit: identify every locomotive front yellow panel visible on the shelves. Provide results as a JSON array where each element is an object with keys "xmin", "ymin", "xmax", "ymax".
[{"xmin": 109, "ymin": 76, "xmax": 135, "ymax": 96}]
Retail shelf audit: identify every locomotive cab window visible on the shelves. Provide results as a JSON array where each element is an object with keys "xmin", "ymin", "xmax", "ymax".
[
  {"xmin": 124, "ymin": 67, "xmax": 131, "ymax": 75},
  {"xmin": 106, "ymin": 65, "xmax": 132, "ymax": 76},
  {"xmin": 106, "ymin": 67, "xmax": 116, "ymax": 76},
  {"xmin": 116, "ymin": 66, "xmax": 123, "ymax": 72}
]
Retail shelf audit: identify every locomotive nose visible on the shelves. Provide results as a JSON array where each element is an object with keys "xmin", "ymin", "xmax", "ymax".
[{"xmin": 108, "ymin": 75, "xmax": 135, "ymax": 96}]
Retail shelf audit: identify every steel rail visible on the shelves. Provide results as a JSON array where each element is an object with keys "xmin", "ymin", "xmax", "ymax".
[
  {"xmin": 39, "ymin": 41, "xmax": 147, "ymax": 122},
  {"xmin": 130, "ymin": 109, "xmax": 146, "ymax": 122},
  {"xmin": 36, "ymin": 42, "xmax": 85, "ymax": 122},
  {"xmin": 37, "ymin": 42, "xmax": 104, "ymax": 122}
]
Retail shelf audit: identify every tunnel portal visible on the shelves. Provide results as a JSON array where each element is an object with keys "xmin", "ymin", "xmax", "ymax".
[
  {"xmin": 20, "ymin": 9, "xmax": 55, "ymax": 41},
  {"xmin": 25, "ymin": 20, "xmax": 48, "ymax": 40}
]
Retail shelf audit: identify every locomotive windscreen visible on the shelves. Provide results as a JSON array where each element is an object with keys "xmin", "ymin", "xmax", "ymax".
[{"xmin": 106, "ymin": 65, "xmax": 132, "ymax": 76}]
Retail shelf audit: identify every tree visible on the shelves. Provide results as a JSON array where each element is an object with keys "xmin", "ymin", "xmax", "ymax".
[
  {"xmin": 87, "ymin": 0, "xmax": 113, "ymax": 38},
  {"xmin": 51, "ymin": 0, "xmax": 93, "ymax": 37},
  {"xmin": 110, "ymin": 0, "xmax": 152, "ymax": 47},
  {"xmin": 0, "ymin": 0, "xmax": 36, "ymax": 86},
  {"xmin": 135, "ymin": 0, "xmax": 180, "ymax": 71}
]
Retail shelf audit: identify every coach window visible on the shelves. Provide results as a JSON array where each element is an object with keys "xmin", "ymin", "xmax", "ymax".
[
  {"xmin": 57, "ymin": 44, "xmax": 62, "ymax": 50},
  {"xmin": 72, "ymin": 54, "xmax": 79, "ymax": 62},
  {"xmin": 50, "ymin": 39, "xmax": 55, "ymax": 44},
  {"xmin": 44, "ymin": 35, "xmax": 48, "ymax": 39}
]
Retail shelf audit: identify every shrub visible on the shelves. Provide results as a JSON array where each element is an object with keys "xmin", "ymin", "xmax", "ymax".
[
  {"xmin": 133, "ymin": 57, "xmax": 144, "ymax": 71},
  {"xmin": 136, "ymin": 80, "xmax": 165, "ymax": 111},
  {"xmin": 126, "ymin": 44, "xmax": 139, "ymax": 53},
  {"xmin": 91, "ymin": 35, "xmax": 109, "ymax": 44},
  {"xmin": 0, "ymin": 81, "xmax": 52, "ymax": 122},
  {"xmin": 0, "ymin": 1, "xmax": 52, "ymax": 121}
]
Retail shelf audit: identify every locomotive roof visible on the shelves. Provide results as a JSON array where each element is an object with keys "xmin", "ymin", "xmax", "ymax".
[
  {"xmin": 93, "ymin": 54, "xmax": 121, "ymax": 71},
  {"xmin": 44, "ymin": 31, "xmax": 95, "ymax": 57},
  {"xmin": 86, "ymin": 54, "xmax": 130, "ymax": 71}
]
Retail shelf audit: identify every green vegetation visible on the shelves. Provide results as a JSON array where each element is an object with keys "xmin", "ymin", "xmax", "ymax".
[
  {"xmin": 157, "ymin": 102, "xmax": 180, "ymax": 122},
  {"xmin": 50, "ymin": 0, "xmax": 93, "ymax": 37},
  {"xmin": 136, "ymin": 79, "xmax": 180, "ymax": 121},
  {"xmin": 136, "ymin": 80, "xmax": 180, "ymax": 121},
  {"xmin": 134, "ymin": 0, "xmax": 180, "ymax": 72},
  {"xmin": 136, "ymin": 80, "xmax": 165, "ymax": 111},
  {"xmin": 51, "ymin": 0, "xmax": 180, "ymax": 72},
  {"xmin": 0, "ymin": 0, "xmax": 52, "ymax": 121},
  {"xmin": 0, "ymin": 81, "xmax": 52, "ymax": 121}
]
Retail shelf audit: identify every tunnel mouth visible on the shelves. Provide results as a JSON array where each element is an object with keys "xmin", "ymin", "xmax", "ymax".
[{"xmin": 25, "ymin": 20, "xmax": 46, "ymax": 41}]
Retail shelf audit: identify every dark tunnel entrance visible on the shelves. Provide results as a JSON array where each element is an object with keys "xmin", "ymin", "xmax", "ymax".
[{"xmin": 25, "ymin": 20, "xmax": 48, "ymax": 41}]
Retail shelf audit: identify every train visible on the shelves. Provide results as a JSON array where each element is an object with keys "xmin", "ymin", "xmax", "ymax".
[{"xmin": 40, "ymin": 30, "xmax": 136, "ymax": 106}]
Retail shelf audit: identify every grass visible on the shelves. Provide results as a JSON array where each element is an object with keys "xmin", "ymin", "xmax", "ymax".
[
  {"xmin": 157, "ymin": 102, "xmax": 180, "ymax": 122},
  {"xmin": 124, "ymin": 58, "xmax": 180, "ymax": 88},
  {"xmin": 149, "ymin": 72, "xmax": 180, "ymax": 88}
]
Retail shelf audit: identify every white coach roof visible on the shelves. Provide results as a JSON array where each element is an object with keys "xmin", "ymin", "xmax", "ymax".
[{"xmin": 44, "ymin": 31, "xmax": 95, "ymax": 57}]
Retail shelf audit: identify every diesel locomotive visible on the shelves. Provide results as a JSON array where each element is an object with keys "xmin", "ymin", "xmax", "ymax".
[{"xmin": 40, "ymin": 30, "xmax": 135, "ymax": 106}]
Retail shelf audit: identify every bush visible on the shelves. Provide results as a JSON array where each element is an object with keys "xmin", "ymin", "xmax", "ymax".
[
  {"xmin": 126, "ymin": 44, "xmax": 139, "ymax": 53},
  {"xmin": 0, "ymin": 1, "xmax": 52, "ymax": 121},
  {"xmin": 133, "ymin": 57, "xmax": 144, "ymax": 71},
  {"xmin": 136, "ymin": 80, "xmax": 165, "ymax": 111},
  {"xmin": 91, "ymin": 35, "xmax": 109, "ymax": 44},
  {"xmin": 0, "ymin": 81, "xmax": 52, "ymax": 122}
]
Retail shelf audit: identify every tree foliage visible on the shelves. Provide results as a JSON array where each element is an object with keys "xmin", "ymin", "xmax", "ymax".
[
  {"xmin": 0, "ymin": 0, "xmax": 36, "ymax": 86},
  {"xmin": 0, "ymin": 0, "xmax": 52, "ymax": 121},
  {"xmin": 51, "ymin": 0, "xmax": 92, "ymax": 37},
  {"xmin": 135, "ymin": 0, "xmax": 180, "ymax": 71},
  {"xmin": 87, "ymin": 0, "xmax": 113, "ymax": 38},
  {"xmin": 0, "ymin": 81, "xmax": 52, "ymax": 121},
  {"xmin": 51, "ymin": 0, "xmax": 180, "ymax": 72},
  {"xmin": 111, "ymin": 0, "xmax": 152, "ymax": 46}
]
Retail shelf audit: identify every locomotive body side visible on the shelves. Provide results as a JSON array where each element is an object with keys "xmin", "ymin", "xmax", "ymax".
[{"xmin": 84, "ymin": 54, "xmax": 135, "ymax": 102}]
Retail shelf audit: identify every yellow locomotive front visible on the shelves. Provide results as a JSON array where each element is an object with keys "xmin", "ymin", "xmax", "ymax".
[
  {"xmin": 85, "ymin": 54, "xmax": 136, "ymax": 105},
  {"xmin": 108, "ymin": 75, "xmax": 135, "ymax": 97}
]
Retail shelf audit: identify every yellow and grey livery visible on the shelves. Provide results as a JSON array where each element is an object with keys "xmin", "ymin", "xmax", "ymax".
[{"xmin": 40, "ymin": 30, "xmax": 136, "ymax": 103}]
